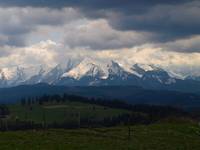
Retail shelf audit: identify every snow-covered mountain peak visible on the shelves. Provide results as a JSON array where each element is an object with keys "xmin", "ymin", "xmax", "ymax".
[
  {"xmin": 0, "ymin": 68, "xmax": 14, "ymax": 80},
  {"xmin": 166, "ymin": 70, "xmax": 185, "ymax": 80},
  {"xmin": 62, "ymin": 58, "xmax": 108, "ymax": 79},
  {"xmin": 0, "ymin": 65, "xmax": 47, "ymax": 86},
  {"xmin": 0, "ymin": 57, "xmax": 196, "ymax": 87},
  {"xmin": 56, "ymin": 59, "xmax": 77, "ymax": 71},
  {"xmin": 130, "ymin": 63, "xmax": 162, "ymax": 77},
  {"xmin": 107, "ymin": 60, "xmax": 126, "ymax": 76},
  {"xmin": 0, "ymin": 67, "xmax": 30, "ymax": 82},
  {"xmin": 134, "ymin": 63, "xmax": 155, "ymax": 72},
  {"xmin": 131, "ymin": 64, "xmax": 146, "ymax": 77}
]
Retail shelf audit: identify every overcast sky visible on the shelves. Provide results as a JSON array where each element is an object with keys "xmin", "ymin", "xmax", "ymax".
[{"xmin": 0, "ymin": 0, "xmax": 200, "ymax": 76}]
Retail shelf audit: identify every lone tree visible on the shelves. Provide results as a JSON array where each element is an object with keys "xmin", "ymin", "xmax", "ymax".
[
  {"xmin": 0, "ymin": 105, "xmax": 9, "ymax": 118},
  {"xmin": 20, "ymin": 98, "xmax": 26, "ymax": 106}
]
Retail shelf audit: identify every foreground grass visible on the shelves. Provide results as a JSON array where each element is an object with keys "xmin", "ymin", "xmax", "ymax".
[{"xmin": 0, "ymin": 123, "xmax": 200, "ymax": 150}]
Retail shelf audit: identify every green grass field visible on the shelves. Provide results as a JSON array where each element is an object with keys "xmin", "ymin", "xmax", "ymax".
[
  {"xmin": 8, "ymin": 102, "xmax": 129, "ymax": 124},
  {"xmin": 0, "ymin": 123, "xmax": 200, "ymax": 150},
  {"xmin": 4, "ymin": 101, "xmax": 200, "ymax": 149}
]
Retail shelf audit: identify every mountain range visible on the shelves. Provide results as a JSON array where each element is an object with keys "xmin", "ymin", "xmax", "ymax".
[{"xmin": 0, "ymin": 58, "xmax": 200, "ymax": 94}]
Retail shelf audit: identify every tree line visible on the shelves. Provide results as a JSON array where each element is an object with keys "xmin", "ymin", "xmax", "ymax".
[
  {"xmin": 21, "ymin": 93, "xmax": 188, "ymax": 120},
  {"xmin": 0, "ymin": 93, "xmax": 192, "ymax": 131}
]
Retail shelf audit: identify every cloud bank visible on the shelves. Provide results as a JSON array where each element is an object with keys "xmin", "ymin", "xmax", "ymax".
[{"xmin": 0, "ymin": 1, "xmax": 199, "ymax": 76}]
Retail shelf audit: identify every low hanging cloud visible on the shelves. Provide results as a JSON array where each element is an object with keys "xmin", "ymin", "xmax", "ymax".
[
  {"xmin": 0, "ymin": 40, "xmax": 199, "ymax": 76},
  {"xmin": 0, "ymin": 40, "xmax": 58, "ymax": 68},
  {"xmin": 162, "ymin": 36, "xmax": 200, "ymax": 53},
  {"xmin": 63, "ymin": 44, "xmax": 200, "ymax": 76}
]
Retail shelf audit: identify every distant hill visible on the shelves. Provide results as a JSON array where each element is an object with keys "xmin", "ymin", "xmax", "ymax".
[{"xmin": 0, "ymin": 84, "xmax": 200, "ymax": 109}]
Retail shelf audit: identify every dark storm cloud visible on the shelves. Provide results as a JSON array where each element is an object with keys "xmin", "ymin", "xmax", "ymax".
[
  {"xmin": 0, "ymin": 7, "xmax": 82, "ymax": 47},
  {"xmin": 0, "ymin": 0, "xmax": 198, "ymax": 43},
  {"xmin": 0, "ymin": 0, "xmax": 190, "ymax": 20},
  {"xmin": 0, "ymin": 0, "xmax": 200, "ymax": 52},
  {"xmin": 108, "ymin": 1, "xmax": 200, "ymax": 41},
  {"xmin": 0, "ymin": 0, "xmax": 188, "ymax": 9}
]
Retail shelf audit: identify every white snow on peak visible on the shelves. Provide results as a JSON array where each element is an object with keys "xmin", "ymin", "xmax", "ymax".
[
  {"xmin": 0, "ymin": 68, "xmax": 15, "ymax": 80},
  {"xmin": 106, "ymin": 61, "xmax": 126, "ymax": 76},
  {"xmin": 0, "ymin": 56, "xmax": 191, "ymax": 87},
  {"xmin": 0, "ymin": 64, "xmax": 52, "ymax": 86},
  {"xmin": 62, "ymin": 58, "xmax": 108, "ymax": 79},
  {"xmin": 135, "ymin": 63, "xmax": 155, "ymax": 72},
  {"xmin": 165, "ymin": 70, "xmax": 185, "ymax": 80},
  {"xmin": 129, "ymin": 63, "xmax": 155, "ymax": 78},
  {"xmin": 56, "ymin": 59, "xmax": 76, "ymax": 71}
]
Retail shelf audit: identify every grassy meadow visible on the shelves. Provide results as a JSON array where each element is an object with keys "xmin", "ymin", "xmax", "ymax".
[
  {"xmin": 0, "ymin": 96, "xmax": 198, "ymax": 149},
  {"xmin": 8, "ymin": 101, "xmax": 129, "ymax": 124},
  {"xmin": 0, "ymin": 123, "xmax": 199, "ymax": 150}
]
